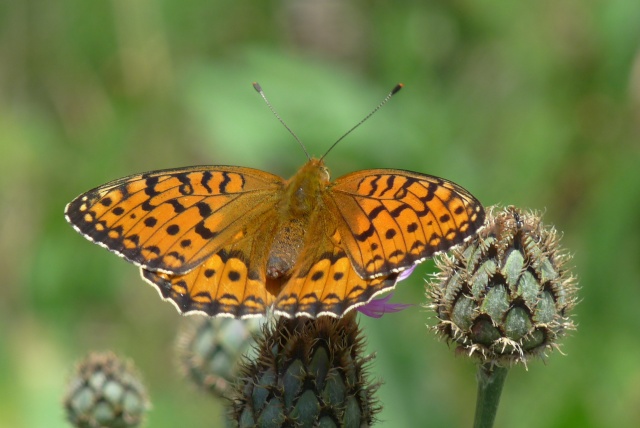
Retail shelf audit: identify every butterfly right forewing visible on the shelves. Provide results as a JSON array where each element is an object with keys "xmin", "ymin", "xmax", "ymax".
[
  {"xmin": 65, "ymin": 166, "xmax": 284, "ymax": 275},
  {"xmin": 326, "ymin": 169, "xmax": 485, "ymax": 279}
]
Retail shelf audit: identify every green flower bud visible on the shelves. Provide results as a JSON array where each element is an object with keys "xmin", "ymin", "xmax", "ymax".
[
  {"xmin": 427, "ymin": 205, "xmax": 578, "ymax": 365},
  {"xmin": 176, "ymin": 316, "xmax": 263, "ymax": 398},
  {"xmin": 63, "ymin": 351, "xmax": 150, "ymax": 428},
  {"xmin": 229, "ymin": 313, "xmax": 380, "ymax": 427}
]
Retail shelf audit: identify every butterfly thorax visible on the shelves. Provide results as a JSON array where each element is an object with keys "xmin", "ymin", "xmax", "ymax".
[
  {"xmin": 266, "ymin": 158, "xmax": 330, "ymax": 279},
  {"xmin": 282, "ymin": 158, "xmax": 330, "ymax": 215}
]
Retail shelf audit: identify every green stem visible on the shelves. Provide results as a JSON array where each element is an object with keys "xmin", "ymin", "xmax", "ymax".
[{"xmin": 473, "ymin": 363, "xmax": 509, "ymax": 428}]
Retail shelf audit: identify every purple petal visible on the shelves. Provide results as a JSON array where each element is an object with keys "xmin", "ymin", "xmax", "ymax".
[
  {"xmin": 397, "ymin": 265, "xmax": 417, "ymax": 282},
  {"xmin": 357, "ymin": 293, "xmax": 413, "ymax": 318}
]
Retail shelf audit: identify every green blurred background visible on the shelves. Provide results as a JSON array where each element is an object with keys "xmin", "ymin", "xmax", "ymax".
[{"xmin": 1, "ymin": 0, "xmax": 639, "ymax": 427}]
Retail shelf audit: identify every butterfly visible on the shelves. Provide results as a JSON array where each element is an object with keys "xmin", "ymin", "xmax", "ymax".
[{"xmin": 65, "ymin": 84, "xmax": 485, "ymax": 319}]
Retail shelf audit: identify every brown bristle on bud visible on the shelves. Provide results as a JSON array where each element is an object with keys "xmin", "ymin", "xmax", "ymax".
[{"xmin": 426, "ymin": 205, "xmax": 578, "ymax": 366}]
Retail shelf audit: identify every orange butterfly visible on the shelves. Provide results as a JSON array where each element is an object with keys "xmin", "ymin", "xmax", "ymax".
[{"xmin": 65, "ymin": 84, "xmax": 485, "ymax": 318}]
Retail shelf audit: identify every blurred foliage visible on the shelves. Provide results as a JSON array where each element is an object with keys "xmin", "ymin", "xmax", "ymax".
[{"xmin": 1, "ymin": 0, "xmax": 639, "ymax": 427}]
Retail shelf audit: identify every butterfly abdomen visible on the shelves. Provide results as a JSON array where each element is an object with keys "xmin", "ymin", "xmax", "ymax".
[{"xmin": 266, "ymin": 218, "xmax": 306, "ymax": 279}]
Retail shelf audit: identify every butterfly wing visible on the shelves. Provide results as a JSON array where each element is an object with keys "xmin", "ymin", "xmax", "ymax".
[
  {"xmin": 273, "ymin": 211, "xmax": 399, "ymax": 318},
  {"xmin": 65, "ymin": 166, "xmax": 284, "ymax": 274},
  {"xmin": 326, "ymin": 169, "xmax": 485, "ymax": 278},
  {"xmin": 141, "ymin": 210, "xmax": 281, "ymax": 318}
]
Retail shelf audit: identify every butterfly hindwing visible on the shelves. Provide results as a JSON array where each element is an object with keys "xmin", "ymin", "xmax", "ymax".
[
  {"xmin": 65, "ymin": 166, "xmax": 284, "ymax": 274},
  {"xmin": 273, "ymin": 212, "xmax": 399, "ymax": 317},
  {"xmin": 327, "ymin": 169, "xmax": 485, "ymax": 279},
  {"xmin": 141, "ymin": 211, "xmax": 280, "ymax": 318}
]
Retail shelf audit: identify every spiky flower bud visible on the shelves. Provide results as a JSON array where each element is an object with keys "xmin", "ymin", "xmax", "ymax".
[
  {"xmin": 230, "ymin": 313, "xmax": 380, "ymax": 427},
  {"xmin": 176, "ymin": 316, "xmax": 263, "ymax": 398},
  {"xmin": 427, "ymin": 205, "xmax": 577, "ymax": 365},
  {"xmin": 63, "ymin": 351, "xmax": 150, "ymax": 428}
]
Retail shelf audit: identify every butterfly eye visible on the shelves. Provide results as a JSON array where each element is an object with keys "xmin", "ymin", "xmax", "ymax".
[{"xmin": 320, "ymin": 166, "xmax": 330, "ymax": 181}]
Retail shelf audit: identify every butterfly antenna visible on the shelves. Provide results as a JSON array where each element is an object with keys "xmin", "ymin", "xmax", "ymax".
[
  {"xmin": 320, "ymin": 83, "xmax": 403, "ymax": 161},
  {"xmin": 253, "ymin": 82, "xmax": 311, "ymax": 160}
]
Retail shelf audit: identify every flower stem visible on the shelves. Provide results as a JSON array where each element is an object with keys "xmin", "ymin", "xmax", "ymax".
[{"xmin": 473, "ymin": 363, "xmax": 509, "ymax": 428}]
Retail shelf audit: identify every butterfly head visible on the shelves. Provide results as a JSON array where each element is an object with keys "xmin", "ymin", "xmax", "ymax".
[{"xmin": 285, "ymin": 158, "xmax": 331, "ymax": 215}]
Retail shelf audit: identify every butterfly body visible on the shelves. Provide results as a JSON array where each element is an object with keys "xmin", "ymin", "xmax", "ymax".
[
  {"xmin": 66, "ymin": 157, "xmax": 484, "ymax": 318},
  {"xmin": 266, "ymin": 158, "xmax": 329, "ymax": 279}
]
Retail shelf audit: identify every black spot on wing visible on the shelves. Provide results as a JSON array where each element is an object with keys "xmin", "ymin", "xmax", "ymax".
[
  {"xmin": 390, "ymin": 204, "xmax": 411, "ymax": 218},
  {"xmin": 355, "ymin": 224, "xmax": 376, "ymax": 242},
  {"xmin": 166, "ymin": 224, "xmax": 180, "ymax": 235},
  {"xmin": 144, "ymin": 176, "xmax": 160, "ymax": 197},
  {"xmin": 109, "ymin": 225, "xmax": 124, "ymax": 237},
  {"xmin": 193, "ymin": 290, "xmax": 213, "ymax": 300},
  {"xmin": 393, "ymin": 186, "xmax": 408, "ymax": 199},
  {"xmin": 125, "ymin": 234, "xmax": 140, "ymax": 246},
  {"xmin": 364, "ymin": 254, "xmax": 384, "ymax": 269},
  {"xmin": 388, "ymin": 249, "xmax": 404, "ymax": 260},
  {"xmin": 177, "ymin": 174, "xmax": 193, "ymax": 195},
  {"xmin": 195, "ymin": 221, "xmax": 217, "ymax": 240},
  {"xmin": 144, "ymin": 217, "xmax": 157, "ymax": 227},
  {"xmin": 167, "ymin": 251, "xmax": 185, "ymax": 264},
  {"xmin": 144, "ymin": 245, "xmax": 161, "ymax": 255},
  {"xmin": 411, "ymin": 240, "xmax": 426, "ymax": 251},
  {"xmin": 422, "ymin": 181, "xmax": 439, "ymax": 203},
  {"xmin": 379, "ymin": 175, "xmax": 396, "ymax": 197},
  {"xmin": 196, "ymin": 201, "xmax": 213, "ymax": 218},
  {"xmin": 367, "ymin": 205, "xmax": 385, "ymax": 220},
  {"xmin": 346, "ymin": 285, "xmax": 366, "ymax": 298},
  {"xmin": 201, "ymin": 171, "xmax": 213, "ymax": 193},
  {"xmin": 168, "ymin": 199, "xmax": 186, "ymax": 214},
  {"xmin": 173, "ymin": 280, "xmax": 188, "ymax": 293},
  {"xmin": 218, "ymin": 292, "xmax": 240, "ymax": 303},
  {"xmin": 360, "ymin": 175, "xmax": 381, "ymax": 196},
  {"xmin": 219, "ymin": 171, "xmax": 231, "ymax": 193},
  {"xmin": 141, "ymin": 199, "xmax": 155, "ymax": 212}
]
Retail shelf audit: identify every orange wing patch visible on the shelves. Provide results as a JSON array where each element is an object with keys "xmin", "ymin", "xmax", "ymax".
[
  {"xmin": 65, "ymin": 166, "xmax": 283, "ymax": 274},
  {"xmin": 273, "ymin": 217, "xmax": 399, "ymax": 317},
  {"xmin": 141, "ymin": 251, "xmax": 275, "ymax": 318},
  {"xmin": 328, "ymin": 170, "xmax": 484, "ymax": 278}
]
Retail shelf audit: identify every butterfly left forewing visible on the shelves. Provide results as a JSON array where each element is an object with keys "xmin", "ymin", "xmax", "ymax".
[
  {"xmin": 65, "ymin": 166, "xmax": 284, "ymax": 274},
  {"xmin": 327, "ymin": 169, "xmax": 485, "ymax": 278}
]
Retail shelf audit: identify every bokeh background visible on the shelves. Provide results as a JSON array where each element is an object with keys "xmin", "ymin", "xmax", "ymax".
[{"xmin": 1, "ymin": 0, "xmax": 639, "ymax": 427}]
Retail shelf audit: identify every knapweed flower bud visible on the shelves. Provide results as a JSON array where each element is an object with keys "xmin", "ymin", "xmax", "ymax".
[
  {"xmin": 63, "ymin": 351, "xmax": 150, "ymax": 428},
  {"xmin": 427, "ymin": 205, "xmax": 577, "ymax": 365},
  {"xmin": 176, "ymin": 316, "xmax": 263, "ymax": 398},
  {"xmin": 230, "ymin": 313, "xmax": 380, "ymax": 427}
]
